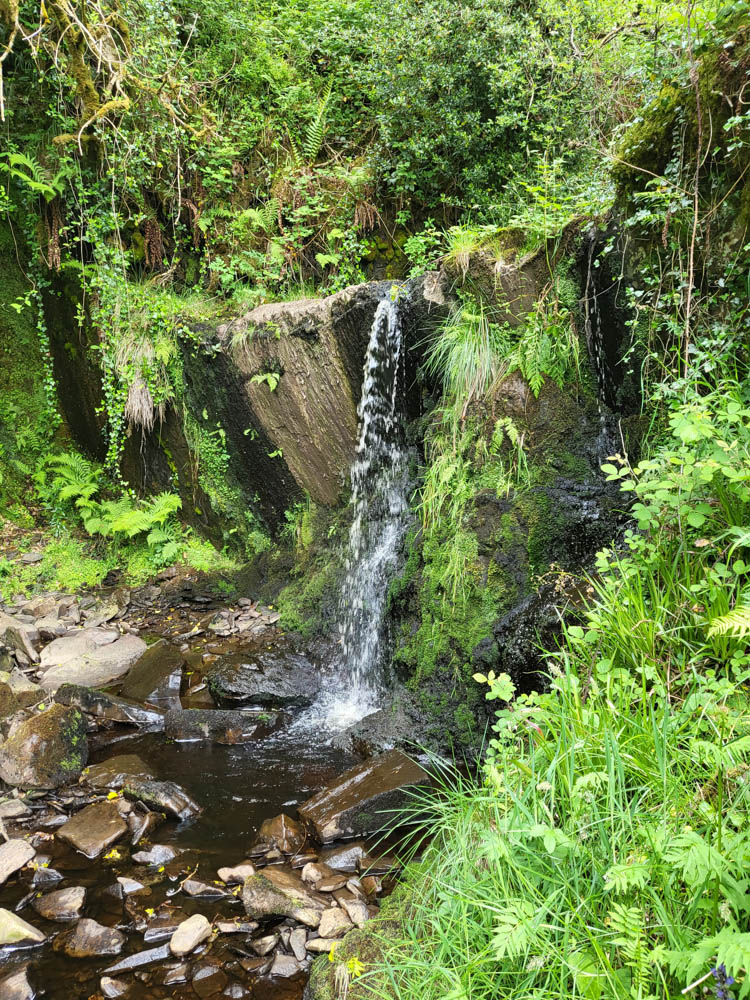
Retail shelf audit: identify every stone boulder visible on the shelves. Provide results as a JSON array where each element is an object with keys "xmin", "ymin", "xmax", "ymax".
[
  {"xmin": 0, "ymin": 704, "xmax": 88, "ymax": 788},
  {"xmin": 206, "ymin": 646, "xmax": 320, "ymax": 708},
  {"xmin": 298, "ymin": 749, "xmax": 431, "ymax": 842},
  {"xmin": 57, "ymin": 800, "xmax": 128, "ymax": 858},
  {"xmin": 56, "ymin": 683, "xmax": 165, "ymax": 730},
  {"xmin": 84, "ymin": 753, "xmax": 154, "ymax": 790},
  {"xmin": 0, "ymin": 610, "xmax": 39, "ymax": 663},
  {"xmin": 39, "ymin": 632, "xmax": 147, "ymax": 691},
  {"xmin": 242, "ymin": 867, "xmax": 327, "ymax": 927}
]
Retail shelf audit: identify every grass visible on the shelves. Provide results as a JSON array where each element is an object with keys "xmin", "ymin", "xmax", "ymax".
[{"xmin": 354, "ymin": 377, "xmax": 750, "ymax": 1000}]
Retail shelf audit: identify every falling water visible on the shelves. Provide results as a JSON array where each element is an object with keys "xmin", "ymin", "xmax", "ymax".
[
  {"xmin": 300, "ymin": 296, "xmax": 411, "ymax": 731},
  {"xmin": 583, "ymin": 234, "xmax": 619, "ymax": 462}
]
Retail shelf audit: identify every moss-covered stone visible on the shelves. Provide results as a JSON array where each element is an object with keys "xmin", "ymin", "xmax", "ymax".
[{"xmin": 0, "ymin": 704, "xmax": 88, "ymax": 789}]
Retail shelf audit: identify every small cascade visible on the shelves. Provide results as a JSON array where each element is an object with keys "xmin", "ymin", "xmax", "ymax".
[
  {"xmin": 583, "ymin": 234, "xmax": 619, "ymax": 461},
  {"xmin": 301, "ymin": 296, "xmax": 412, "ymax": 731}
]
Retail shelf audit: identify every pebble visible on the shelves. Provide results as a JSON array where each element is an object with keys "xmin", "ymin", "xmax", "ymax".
[
  {"xmin": 100, "ymin": 977, "xmax": 130, "ymax": 998},
  {"xmin": 217, "ymin": 862, "xmax": 256, "ymax": 883},
  {"xmin": 306, "ymin": 937, "xmax": 340, "ymax": 954}
]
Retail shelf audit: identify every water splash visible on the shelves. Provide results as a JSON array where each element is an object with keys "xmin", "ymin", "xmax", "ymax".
[
  {"xmin": 301, "ymin": 296, "xmax": 412, "ymax": 731},
  {"xmin": 583, "ymin": 233, "xmax": 619, "ymax": 461}
]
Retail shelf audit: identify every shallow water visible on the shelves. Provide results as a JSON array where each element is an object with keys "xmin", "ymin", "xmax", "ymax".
[{"xmin": 0, "ymin": 730, "xmax": 359, "ymax": 999}]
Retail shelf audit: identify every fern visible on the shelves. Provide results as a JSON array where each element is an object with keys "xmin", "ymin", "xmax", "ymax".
[
  {"xmin": 603, "ymin": 861, "xmax": 650, "ymax": 895},
  {"xmin": 303, "ymin": 80, "xmax": 333, "ymax": 163},
  {"xmin": 708, "ymin": 601, "xmax": 750, "ymax": 639},
  {"xmin": 0, "ymin": 152, "xmax": 66, "ymax": 201}
]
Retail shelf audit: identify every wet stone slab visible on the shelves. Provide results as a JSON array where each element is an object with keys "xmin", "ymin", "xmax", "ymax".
[{"xmin": 56, "ymin": 800, "xmax": 128, "ymax": 859}]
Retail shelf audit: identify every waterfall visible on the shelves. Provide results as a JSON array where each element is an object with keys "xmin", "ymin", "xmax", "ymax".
[
  {"xmin": 583, "ymin": 234, "xmax": 619, "ymax": 462},
  {"xmin": 299, "ymin": 296, "xmax": 411, "ymax": 731}
]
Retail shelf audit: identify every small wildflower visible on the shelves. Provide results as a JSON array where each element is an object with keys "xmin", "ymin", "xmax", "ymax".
[{"xmin": 526, "ymin": 955, "xmax": 545, "ymax": 972}]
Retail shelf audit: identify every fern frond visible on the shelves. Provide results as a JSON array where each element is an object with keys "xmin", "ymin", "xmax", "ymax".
[
  {"xmin": 303, "ymin": 80, "xmax": 333, "ymax": 163},
  {"xmin": 708, "ymin": 602, "xmax": 750, "ymax": 639}
]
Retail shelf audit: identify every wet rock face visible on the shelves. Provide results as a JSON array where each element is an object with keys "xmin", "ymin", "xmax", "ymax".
[
  {"xmin": 56, "ymin": 683, "xmax": 165, "ymax": 730},
  {"xmin": 164, "ymin": 708, "xmax": 278, "ymax": 744},
  {"xmin": 218, "ymin": 282, "xmax": 391, "ymax": 508},
  {"xmin": 242, "ymin": 868, "xmax": 327, "ymax": 926},
  {"xmin": 206, "ymin": 647, "xmax": 321, "ymax": 708},
  {"xmin": 298, "ymin": 749, "xmax": 431, "ymax": 842},
  {"xmin": 0, "ymin": 703, "xmax": 88, "ymax": 789},
  {"xmin": 121, "ymin": 778, "xmax": 201, "ymax": 821}
]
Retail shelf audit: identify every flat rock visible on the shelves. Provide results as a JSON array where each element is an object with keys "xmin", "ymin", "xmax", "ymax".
[
  {"xmin": 192, "ymin": 964, "xmax": 228, "ymax": 998},
  {"xmin": 250, "ymin": 933, "xmax": 278, "ymax": 956},
  {"xmin": 122, "ymin": 778, "xmax": 201, "ymax": 821},
  {"xmin": 242, "ymin": 867, "xmax": 327, "ymax": 927},
  {"xmin": 206, "ymin": 646, "xmax": 321, "ymax": 708},
  {"xmin": 133, "ymin": 844, "xmax": 176, "ymax": 866},
  {"xmin": 119, "ymin": 640, "xmax": 184, "ymax": 708},
  {"xmin": 0, "ymin": 839, "xmax": 35, "ymax": 885},
  {"xmin": 0, "ymin": 799, "xmax": 30, "ymax": 819},
  {"xmin": 217, "ymin": 862, "xmax": 256, "ymax": 883},
  {"xmin": 182, "ymin": 878, "xmax": 228, "ymax": 898},
  {"xmin": 57, "ymin": 800, "xmax": 128, "ymax": 858},
  {"xmin": 305, "ymin": 937, "xmax": 339, "ymax": 954},
  {"xmin": 256, "ymin": 812, "xmax": 307, "ymax": 854},
  {"xmin": 320, "ymin": 841, "xmax": 367, "ymax": 872},
  {"xmin": 54, "ymin": 918, "xmax": 125, "ymax": 957},
  {"xmin": 164, "ymin": 708, "xmax": 277, "ymax": 744},
  {"xmin": 318, "ymin": 907, "xmax": 353, "ymax": 938},
  {"xmin": 56, "ymin": 684, "xmax": 165, "ymax": 730},
  {"xmin": 104, "ymin": 943, "xmax": 170, "ymax": 973},
  {"xmin": 0, "ymin": 964, "xmax": 35, "ymax": 999},
  {"xmin": 38, "ymin": 628, "xmax": 119, "ymax": 671},
  {"xmin": 271, "ymin": 954, "xmax": 302, "ymax": 978},
  {"xmin": 40, "ymin": 633, "xmax": 147, "ymax": 691},
  {"xmin": 170, "ymin": 913, "xmax": 212, "ymax": 956},
  {"xmin": 31, "ymin": 885, "xmax": 86, "ymax": 921},
  {"xmin": 0, "ymin": 704, "xmax": 88, "ymax": 789},
  {"xmin": 0, "ymin": 908, "xmax": 46, "ymax": 947},
  {"xmin": 298, "ymin": 749, "xmax": 430, "ymax": 842},
  {"xmin": 85, "ymin": 754, "xmax": 154, "ymax": 790}
]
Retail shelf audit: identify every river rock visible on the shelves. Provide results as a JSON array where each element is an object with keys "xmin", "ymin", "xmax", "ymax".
[
  {"xmin": 319, "ymin": 842, "xmax": 367, "ymax": 871},
  {"xmin": 31, "ymin": 885, "xmax": 86, "ymax": 921},
  {"xmin": 301, "ymin": 862, "xmax": 335, "ymax": 885},
  {"xmin": 104, "ymin": 943, "xmax": 170, "ymax": 973},
  {"xmin": 271, "ymin": 954, "xmax": 302, "ymax": 978},
  {"xmin": 0, "ymin": 681, "xmax": 19, "ymax": 720},
  {"xmin": 0, "ymin": 839, "xmax": 35, "ymax": 885},
  {"xmin": 242, "ymin": 868, "xmax": 327, "ymax": 927},
  {"xmin": 55, "ymin": 683, "xmax": 165, "ymax": 730},
  {"xmin": 6, "ymin": 669, "xmax": 44, "ymax": 708},
  {"xmin": 290, "ymin": 926, "xmax": 308, "ymax": 961},
  {"xmin": 133, "ymin": 844, "xmax": 176, "ymax": 866},
  {"xmin": 257, "ymin": 812, "xmax": 307, "ymax": 854},
  {"xmin": 54, "ymin": 917, "xmax": 125, "ymax": 957},
  {"xmin": 39, "ymin": 632, "xmax": 147, "ymax": 691},
  {"xmin": 127, "ymin": 805, "xmax": 163, "ymax": 845},
  {"xmin": 182, "ymin": 878, "xmax": 228, "ymax": 898},
  {"xmin": 0, "ymin": 610, "xmax": 39, "ymax": 663},
  {"xmin": 192, "ymin": 964, "xmax": 228, "ymax": 997},
  {"xmin": 164, "ymin": 708, "xmax": 276, "ymax": 744},
  {"xmin": 206, "ymin": 646, "xmax": 321, "ymax": 707},
  {"xmin": 0, "ymin": 908, "xmax": 46, "ymax": 947},
  {"xmin": 170, "ymin": 913, "xmax": 212, "ymax": 956},
  {"xmin": 217, "ymin": 862, "xmax": 256, "ymax": 883},
  {"xmin": 318, "ymin": 907, "xmax": 353, "ymax": 938},
  {"xmin": 305, "ymin": 937, "xmax": 338, "ymax": 954},
  {"xmin": 57, "ymin": 800, "xmax": 128, "ymax": 858},
  {"xmin": 340, "ymin": 896, "xmax": 370, "ymax": 927},
  {"xmin": 119, "ymin": 640, "xmax": 184, "ymax": 708},
  {"xmin": 85, "ymin": 753, "xmax": 154, "ymax": 790},
  {"xmin": 122, "ymin": 778, "xmax": 201, "ymax": 821},
  {"xmin": 250, "ymin": 933, "xmax": 278, "ymax": 956},
  {"xmin": 0, "ymin": 964, "xmax": 35, "ymax": 999},
  {"xmin": 0, "ymin": 798, "xmax": 30, "ymax": 819},
  {"xmin": 298, "ymin": 749, "xmax": 430, "ymax": 842},
  {"xmin": 38, "ymin": 628, "xmax": 119, "ymax": 669},
  {"xmin": 100, "ymin": 978, "xmax": 129, "ymax": 998},
  {"xmin": 0, "ymin": 704, "xmax": 88, "ymax": 788}
]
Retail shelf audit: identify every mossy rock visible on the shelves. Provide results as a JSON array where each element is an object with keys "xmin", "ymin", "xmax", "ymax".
[{"xmin": 0, "ymin": 704, "xmax": 88, "ymax": 789}]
